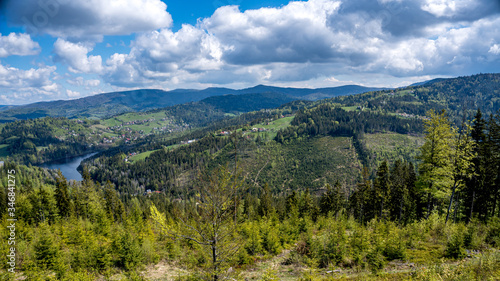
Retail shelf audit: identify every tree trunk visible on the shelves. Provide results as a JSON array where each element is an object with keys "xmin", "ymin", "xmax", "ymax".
[
  {"xmin": 469, "ymin": 190, "xmax": 475, "ymax": 222},
  {"xmin": 446, "ymin": 180, "xmax": 458, "ymax": 224},
  {"xmin": 399, "ymin": 197, "xmax": 403, "ymax": 224},
  {"xmin": 491, "ymin": 189, "xmax": 499, "ymax": 218},
  {"xmin": 426, "ymin": 192, "xmax": 431, "ymax": 219},
  {"xmin": 212, "ymin": 243, "xmax": 218, "ymax": 281},
  {"xmin": 453, "ymin": 193, "xmax": 459, "ymax": 222}
]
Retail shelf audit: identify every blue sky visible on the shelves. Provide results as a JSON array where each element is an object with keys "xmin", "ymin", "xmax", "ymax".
[{"xmin": 0, "ymin": 0, "xmax": 499, "ymax": 105}]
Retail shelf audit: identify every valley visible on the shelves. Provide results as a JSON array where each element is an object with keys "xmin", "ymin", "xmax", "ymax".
[{"xmin": 1, "ymin": 73, "xmax": 500, "ymax": 280}]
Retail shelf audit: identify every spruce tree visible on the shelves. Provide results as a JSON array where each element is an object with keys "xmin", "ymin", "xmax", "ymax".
[
  {"xmin": 374, "ymin": 160, "xmax": 390, "ymax": 220},
  {"xmin": 464, "ymin": 109, "xmax": 492, "ymax": 221},
  {"xmin": 55, "ymin": 170, "xmax": 71, "ymax": 218},
  {"xmin": 258, "ymin": 183, "xmax": 274, "ymax": 217}
]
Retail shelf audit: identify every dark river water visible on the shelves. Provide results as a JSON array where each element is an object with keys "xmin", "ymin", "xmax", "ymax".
[{"xmin": 40, "ymin": 152, "xmax": 98, "ymax": 181}]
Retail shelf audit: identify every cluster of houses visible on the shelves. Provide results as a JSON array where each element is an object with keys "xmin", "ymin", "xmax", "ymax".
[
  {"xmin": 123, "ymin": 152, "xmax": 139, "ymax": 162},
  {"xmin": 252, "ymin": 127, "xmax": 268, "ymax": 132},
  {"xmin": 122, "ymin": 118, "xmax": 155, "ymax": 126},
  {"xmin": 144, "ymin": 189, "xmax": 162, "ymax": 196},
  {"xmin": 397, "ymin": 112, "xmax": 430, "ymax": 120}
]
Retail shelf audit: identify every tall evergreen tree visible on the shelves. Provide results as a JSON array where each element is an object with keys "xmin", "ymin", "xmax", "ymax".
[
  {"xmin": 55, "ymin": 170, "xmax": 71, "ymax": 218},
  {"xmin": 405, "ymin": 162, "xmax": 419, "ymax": 222},
  {"xmin": 320, "ymin": 181, "xmax": 343, "ymax": 216},
  {"xmin": 489, "ymin": 111, "xmax": 500, "ymax": 218},
  {"xmin": 388, "ymin": 159, "xmax": 408, "ymax": 223},
  {"xmin": 258, "ymin": 183, "xmax": 274, "ymax": 217},
  {"xmin": 373, "ymin": 160, "xmax": 390, "ymax": 220},
  {"xmin": 104, "ymin": 181, "xmax": 125, "ymax": 222},
  {"xmin": 464, "ymin": 109, "xmax": 493, "ymax": 221}
]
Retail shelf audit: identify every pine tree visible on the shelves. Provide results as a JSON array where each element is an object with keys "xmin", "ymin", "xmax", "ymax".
[
  {"xmin": 104, "ymin": 181, "xmax": 125, "ymax": 222},
  {"xmin": 55, "ymin": 170, "xmax": 71, "ymax": 218},
  {"xmin": 286, "ymin": 190, "xmax": 299, "ymax": 214},
  {"xmin": 258, "ymin": 183, "xmax": 274, "ymax": 217},
  {"xmin": 388, "ymin": 160, "xmax": 408, "ymax": 223},
  {"xmin": 489, "ymin": 111, "xmax": 500, "ymax": 218},
  {"xmin": 373, "ymin": 160, "xmax": 391, "ymax": 220},
  {"xmin": 464, "ymin": 109, "xmax": 492, "ymax": 221},
  {"xmin": 299, "ymin": 188, "xmax": 313, "ymax": 218},
  {"xmin": 320, "ymin": 181, "xmax": 343, "ymax": 216},
  {"xmin": 349, "ymin": 166, "xmax": 371, "ymax": 222},
  {"xmin": 405, "ymin": 162, "xmax": 419, "ymax": 222}
]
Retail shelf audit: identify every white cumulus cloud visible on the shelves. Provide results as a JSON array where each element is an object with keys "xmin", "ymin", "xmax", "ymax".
[
  {"xmin": 0, "ymin": 33, "xmax": 40, "ymax": 57},
  {"xmin": 489, "ymin": 44, "xmax": 500, "ymax": 55},
  {"xmin": 66, "ymin": 89, "xmax": 80, "ymax": 97},
  {"xmin": 0, "ymin": 63, "xmax": 59, "ymax": 103},
  {"xmin": 53, "ymin": 39, "xmax": 103, "ymax": 73}
]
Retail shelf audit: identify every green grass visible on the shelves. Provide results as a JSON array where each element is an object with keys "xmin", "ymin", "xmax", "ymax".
[
  {"xmin": 128, "ymin": 149, "xmax": 160, "ymax": 163},
  {"xmin": 36, "ymin": 146, "xmax": 48, "ymax": 152},
  {"xmin": 102, "ymin": 132, "xmax": 119, "ymax": 138},
  {"xmin": 100, "ymin": 111, "xmax": 176, "ymax": 134},
  {"xmin": 244, "ymin": 116, "xmax": 294, "ymax": 140},
  {"xmin": 341, "ymin": 106, "xmax": 360, "ymax": 112}
]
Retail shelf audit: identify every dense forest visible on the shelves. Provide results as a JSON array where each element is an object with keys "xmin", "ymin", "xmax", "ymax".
[
  {"xmin": 1, "ymin": 106, "xmax": 500, "ymax": 280},
  {"xmin": 0, "ymin": 117, "xmax": 99, "ymax": 164},
  {"xmin": 1, "ymin": 74, "xmax": 500, "ymax": 280}
]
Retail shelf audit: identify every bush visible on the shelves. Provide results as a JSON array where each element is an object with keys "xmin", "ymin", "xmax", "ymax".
[
  {"xmin": 486, "ymin": 217, "xmax": 500, "ymax": 247},
  {"xmin": 383, "ymin": 228, "xmax": 406, "ymax": 261},
  {"xmin": 33, "ymin": 224, "xmax": 62, "ymax": 271},
  {"xmin": 113, "ymin": 232, "xmax": 143, "ymax": 270},
  {"xmin": 318, "ymin": 220, "xmax": 347, "ymax": 267},
  {"xmin": 366, "ymin": 248, "xmax": 386, "ymax": 274},
  {"xmin": 445, "ymin": 230, "xmax": 466, "ymax": 259}
]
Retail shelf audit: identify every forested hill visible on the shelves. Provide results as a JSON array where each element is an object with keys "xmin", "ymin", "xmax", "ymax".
[
  {"xmin": 79, "ymin": 73, "xmax": 500, "ymax": 195},
  {"xmin": 0, "ymin": 93, "xmax": 301, "ymax": 164},
  {"xmin": 0, "ymin": 84, "xmax": 383, "ymax": 122},
  {"xmin": 329, "ymin": 73, "xmax": 500, "ymax": 121}
]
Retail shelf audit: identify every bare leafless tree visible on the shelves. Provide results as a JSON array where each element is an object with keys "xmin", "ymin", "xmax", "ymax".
[{"xmin": 151, "ymin": 165, "xmax": 246, "ymax": 280}]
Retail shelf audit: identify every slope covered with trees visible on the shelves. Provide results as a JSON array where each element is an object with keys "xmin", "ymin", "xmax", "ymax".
[
  {"xmin": 2, "ymin": 73, "xmax": 500, "ymax": 280},
  {"xmin": 0, "ymin": 85, "xmax": 383, "ymax": 122},
  {"xmin": 2, "ymin": 106, "xmax": 500, "ymax": 280}
]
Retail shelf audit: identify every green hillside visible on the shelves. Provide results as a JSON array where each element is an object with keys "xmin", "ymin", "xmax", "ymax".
[
  {"xmin": 2, "ymin": 73, "xmax": 500, "ymax": 280},
  {"xmin": 0, "ymin": 85, "xmax": 382, "ymax": 122}
]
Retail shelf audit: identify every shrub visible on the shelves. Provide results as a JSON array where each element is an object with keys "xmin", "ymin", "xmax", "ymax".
[
  {"xmin": 485, "ymin": 217, "xmax": 500, "ymax": 247},
  {"xmin": 366, "ymin": 248, "xmax": 386, "ymax": 274},
  {"xmin": 445, "ymin": 231, "xmax": 466, "ymax": 259}
]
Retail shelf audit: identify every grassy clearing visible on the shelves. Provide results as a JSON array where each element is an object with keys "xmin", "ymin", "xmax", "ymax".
[
  {"xmin": 129, "ymin": 149, "xmax": 160, "ymax": 163},
  {"xmin": 244, "ymin": 116, "xmax": 294, "ymax": 140},
  {"xmin": 101, "ymin": 111, "xmax": 177, "ymax": 134},
  {"xmin": 341, "ymin": 106, "xmax": 359, "ymax": 112}
]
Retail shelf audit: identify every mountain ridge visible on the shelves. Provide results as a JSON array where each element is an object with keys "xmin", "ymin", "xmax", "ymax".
[{"xmin": 0, "ymin": 84, "xmax": 385, "ymax": 122}]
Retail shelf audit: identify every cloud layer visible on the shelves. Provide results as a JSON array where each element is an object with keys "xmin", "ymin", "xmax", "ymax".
[
  {"xmin": 99, "ymin": 0, "xmax": 500, "ymax": 87},
  {"xmin": 5, "ymin": 0, "xmax": 172, "ymax": 40},
  {"xmin": 1, "ymin": 0, "xmax": 500, "ymax": 104}
]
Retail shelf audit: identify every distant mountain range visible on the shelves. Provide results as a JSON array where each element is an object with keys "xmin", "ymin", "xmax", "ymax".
[{"xmin": 0, "ymin": 85, "xmax": 385, "ymax": 122}]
